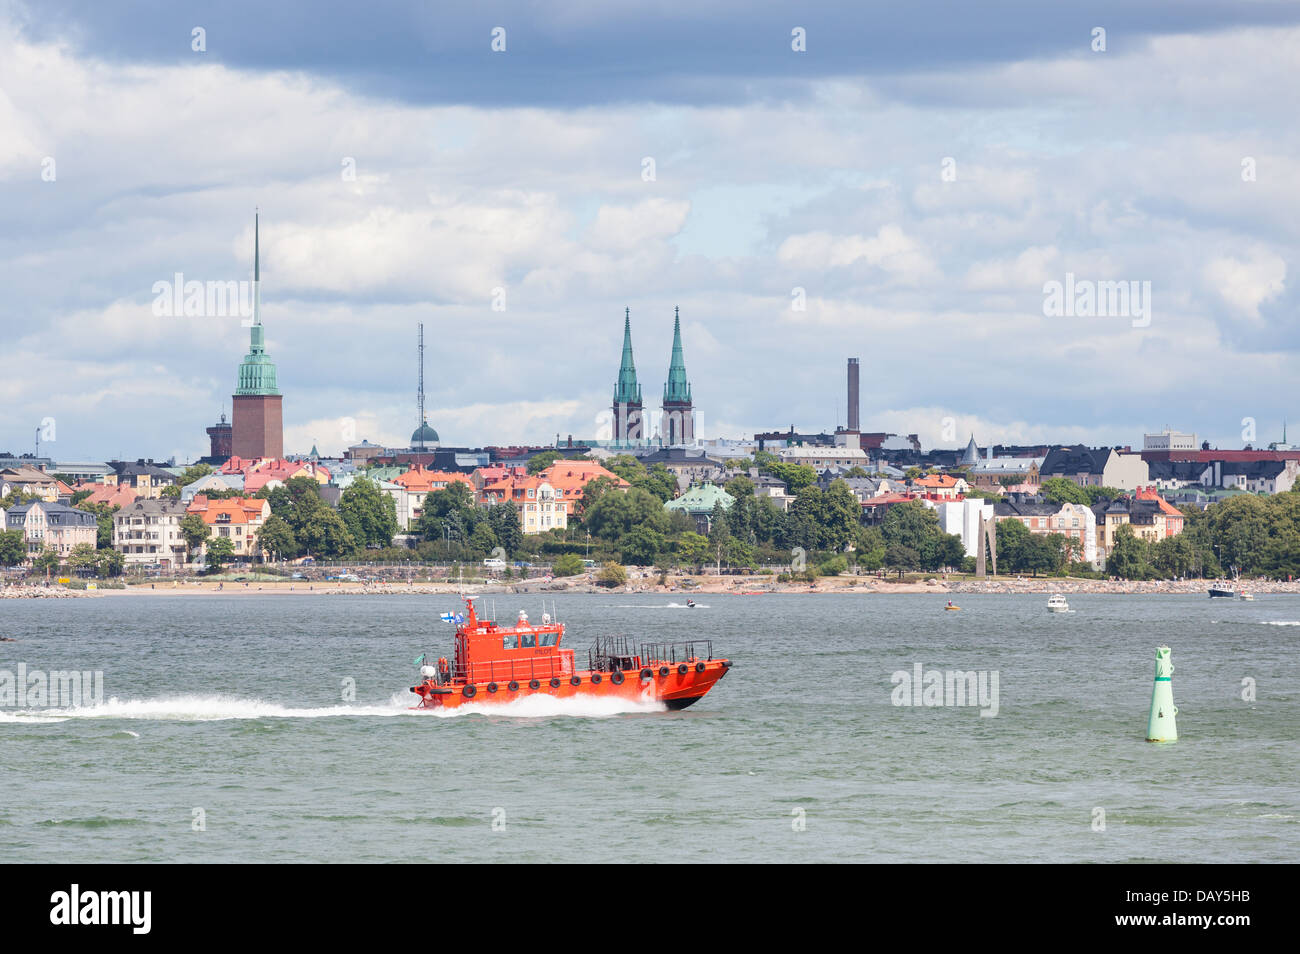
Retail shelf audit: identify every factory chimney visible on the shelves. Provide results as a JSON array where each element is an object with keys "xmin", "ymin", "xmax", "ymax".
[{"xmin": 847, "ymin": 357, "xmax": 860, "ymax": 432}]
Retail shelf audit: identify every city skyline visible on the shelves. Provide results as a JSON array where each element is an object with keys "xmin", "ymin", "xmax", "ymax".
[{"xmin": 3, "ymin": 2, "xmax": 1298, "ymax": 461}]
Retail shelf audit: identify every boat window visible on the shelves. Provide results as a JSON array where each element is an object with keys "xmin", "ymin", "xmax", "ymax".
[
  {"xmin": 502, "ymin": 634, "xmax": 519, "ymax": 650},
  {"xmin": 540, "ymin": 632, "xmax": 558, "ymax": 646},
  {"xmin": 521, "ymin": 632, "xmax": 536, "ymax": 648}
]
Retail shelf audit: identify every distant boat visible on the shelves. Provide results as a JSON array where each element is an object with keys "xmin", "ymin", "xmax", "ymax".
[
  {"xmin": 685, "ymin": 598, "xmax": 697, "ymax": 608},
  {"xmin": 1238, "ymin": 590, "xmax": 1254, "ymax": 601},
  {"xmin": 1046, "ymin": 593, "xmax": 1070, "ymax": 613},
  {"xmin": 944, "ymin": 600, "xmax": 961, "ymax": 611}
]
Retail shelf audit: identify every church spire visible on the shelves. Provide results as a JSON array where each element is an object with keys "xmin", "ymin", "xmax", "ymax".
[
  {"xmin": 613, "ymin": 307, "xmax": 641, "ymax": 405},
  {"xmin": 663, "ymin": 306, "xmax": 691, "ymax": 403},
  {"xmin": 237, "ymin": 210, "xmax": 279, "ymax": 396}
]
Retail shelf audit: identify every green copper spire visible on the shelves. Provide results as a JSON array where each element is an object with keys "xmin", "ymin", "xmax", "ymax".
[
  {"xmin": 613, "ymin": 307, "xmax": 642, "ymax": 405},
  {"xmin": 663, "ymin": 306, "xmax": 691, "ymax": 403},
  {"xmin": 236, "ymin": 210, "xmax": 280, "ymax": 395}
]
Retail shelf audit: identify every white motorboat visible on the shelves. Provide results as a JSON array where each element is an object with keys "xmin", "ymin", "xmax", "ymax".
[{"xmin": 1046, "ymin": 594, "xmax": 1070, "ymax": 613}]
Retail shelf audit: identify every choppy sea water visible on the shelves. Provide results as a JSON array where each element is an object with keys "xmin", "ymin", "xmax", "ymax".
[{"xmin": 2, "ymin": 592, "xmax": 1296, "ymax": 863}]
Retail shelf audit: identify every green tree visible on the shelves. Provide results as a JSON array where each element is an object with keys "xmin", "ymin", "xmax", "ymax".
[
  {"xmin": 553, "ymin": 553, "xmax": 584, "ymax": 577},
  {"xmin": 595, "ymin": 561, "xmax": 627, "ymax": 587},
  {"xmin": 205, "ymin": 536, "xmax": 235, "ymax": 569},
  {"xmin": 95, "ymin": 549, "xmax": 125, "ymax": 578},
  {"xmin": 178, "ymin": 463, "xmax": 214, "ymax": 486},
  {"xmin": 994, "ymin": 519, "xmax": 1030, "ymax": 573},
  {"xmin": 487, "ymin": 503, "xmax": 523, "ymax": 557},
  {"xmin": 675, "ymin": 531, "xmax": 712, "ymax": 569},
  {"xmin": 298, "ymin": 509, "xmax": 356, "ymax": 559},
  {"xmin": 0, "ymin": 529, "xmax": 27, "ymax": 567},
  {"xmin": 469, "ymin": 522, "xmax": 499, "ymax": 555},
  {"xmin": 79, "ymin": 502, "xmax": 118, "ymax": 549},
  {"xmin": 619, "ymin": 526, "xmax": 663, "ymax": 566},
  {"xmin": 880, "ymin": 500, "xmax": 965, "ymax": 571},
  {"xmin": 1106, "ymin": 524, "xmax": 1150, "ymax": 579},
  {"xmin": 707, "ymin": 501, "xmax": 731, "ymax": 571},
  {"xmin": 527, "ymin": 451, "xmax": 561, "ymax": 474},
  {"xmin": 584, "ymin": 487, "xmax": 669, "ymax": 540},
  {"xmin": 1040, "ymin": 478, "xmax": 1091, "ymax": 505},
  {"xmin": 68, "ymin": 543, "xmax": 99, "ymax": 570},
  {"xmin": 256, "ymin": 514, "xmax": 298, "ymax": 560},
  {"xmin": 180, "ymin": 513, "xmax": 211, "ymax": 563},
  {"xmin": 337, "ymin": 476, "xmax": 399, "ymax": 550},
  {"xmin": 33, "ymin": 548, "xmax": 61, "ymax": 573}
]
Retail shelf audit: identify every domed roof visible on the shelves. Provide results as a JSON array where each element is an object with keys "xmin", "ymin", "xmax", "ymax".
[{"xmin": 411, "ymin": 422, "xmax": 440, "ymax": 445}]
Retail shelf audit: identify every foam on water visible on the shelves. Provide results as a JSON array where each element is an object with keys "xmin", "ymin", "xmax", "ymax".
[{"xmin": 5, "ymin": 692, "xmax": 665, "ymax": 723}]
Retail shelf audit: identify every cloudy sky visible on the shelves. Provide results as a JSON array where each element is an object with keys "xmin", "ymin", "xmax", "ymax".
[{"xmin": 2, "ymin": 0, "xmax": 1297, "ymax": 463}]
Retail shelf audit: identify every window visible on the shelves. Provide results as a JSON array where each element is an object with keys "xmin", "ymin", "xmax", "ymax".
[
  {"xmin": 502, "ymin": 634, "xmax": 519, "ymax": 650},
  {"xmin": 521, "ymin": 632, "xmax": 536, "ymax": 648},
  {"xmin": 540, "ymin": 633, "xmax": 558, "ymax": 647}
]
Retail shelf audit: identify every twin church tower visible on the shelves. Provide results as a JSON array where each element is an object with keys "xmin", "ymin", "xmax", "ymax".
[{"xmin": 611, "ymin": 307, "xmax": 694, "ymax": 446}]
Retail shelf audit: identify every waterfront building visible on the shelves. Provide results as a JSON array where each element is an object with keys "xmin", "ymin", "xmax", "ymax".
[
  {"xmin": 4, "ymin": 500, "xmax": 97, "ymax": 562},
  {"xmin": 1039, "ymin": 445, "xmax": 1149, "ymax": 490},
  {"xmin": 104, "ymin": 459, "xmax": 178, "ymax": 499},
  {"xmin": 187, "ymin": 495, "xmax": 271, "ymax": 560},
  {"xmin": 112, "ymin": 498, "xmax": 189, "ymax": 567},
  {"xmin": 0, "ymin": 466, "xmax": 73, "ymax": 502}
]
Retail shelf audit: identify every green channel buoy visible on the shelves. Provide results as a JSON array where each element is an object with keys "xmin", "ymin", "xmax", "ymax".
[{"xmin": 1146, "ymin": 646, "xmax": 1178, "ymax": 743}]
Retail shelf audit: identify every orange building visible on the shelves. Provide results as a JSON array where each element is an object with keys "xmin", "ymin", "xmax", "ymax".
[{"xmin": 188, "ymin": 495, "xmax": 271, "ymax": 559}]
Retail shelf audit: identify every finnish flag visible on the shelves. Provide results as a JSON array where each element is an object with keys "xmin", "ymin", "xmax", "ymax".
[{"xmin": 440, "ymin": 612, "xmax": 456, "ymax": 623}]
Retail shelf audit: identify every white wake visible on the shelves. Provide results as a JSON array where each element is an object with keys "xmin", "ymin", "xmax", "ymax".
[{"xmin": 1, "ymin": 691, "xmax": 665, "ymax": 722}]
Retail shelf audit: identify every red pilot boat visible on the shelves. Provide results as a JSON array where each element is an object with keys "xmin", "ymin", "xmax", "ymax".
[{"xmin": 410, "ymin": 597, "xmax": 731, "ymax": 711}]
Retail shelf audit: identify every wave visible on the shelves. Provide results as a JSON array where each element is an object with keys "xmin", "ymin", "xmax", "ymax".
[
  {"xmin": 2, "ymin": 692, "xmax": 665, "ymax": 722},
  {"xmin": 1259, "ymin": 620, "xmax": 1300, "ymax": 626}
]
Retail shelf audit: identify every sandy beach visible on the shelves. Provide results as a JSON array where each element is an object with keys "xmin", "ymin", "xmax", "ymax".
[{"xmin": 23, "ymin": 573, "xmax": 1292, "ymax": 598}]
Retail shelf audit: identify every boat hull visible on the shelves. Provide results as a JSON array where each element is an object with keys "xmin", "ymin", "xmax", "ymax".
[{"xmin": 412, "ymin": 659, "xmax": 731, "ymax": 711}]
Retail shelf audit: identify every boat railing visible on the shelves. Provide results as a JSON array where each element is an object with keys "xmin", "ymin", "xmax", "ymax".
[
  {"xmin": 638, "ymin": 639, "xmax": 714, "ymax": 666},
  {"xmin": 588, "ymin": 634, "xmax": 641, "ymax": 673},
  {"xmin": 455, "ymin": 656, "xmax": 568, "ymax": 684}
]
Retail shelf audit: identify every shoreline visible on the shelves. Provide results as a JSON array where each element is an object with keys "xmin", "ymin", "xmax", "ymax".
[{"xmin": 8, "ymin": 576, "xmax": 1294, "ymax": 598}]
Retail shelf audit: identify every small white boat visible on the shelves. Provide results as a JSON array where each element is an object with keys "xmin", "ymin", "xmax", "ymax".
[
  {"xmin": 1238, "ymin": 591, "xmax": 1254, "ymax": 601},
  {"xmin": 1046, "ymin": 594, "xmax": 1070, "ymax": 613},
  {"xmin": 685, "ymin": 598, "xmax": 696, "ymax": 608}
]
